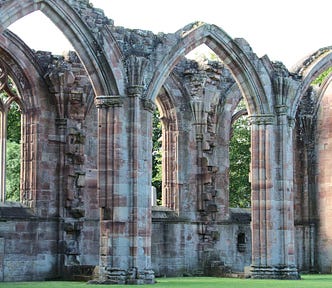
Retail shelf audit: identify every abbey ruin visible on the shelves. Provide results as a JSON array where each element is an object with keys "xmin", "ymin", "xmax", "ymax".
[{"xmin": 0, "ymin": 0, "xmax": 332, "ymax": 284}]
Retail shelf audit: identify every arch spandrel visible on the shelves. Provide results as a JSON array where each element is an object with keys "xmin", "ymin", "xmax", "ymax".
[
  {"xmin": 0, "ymin": 0, "xmax": 126, "ymax": 97},
  {"xmin": 146, "ymin": 22, "xmax": 273, "ymax": 116},
  {"xmin": 290, "ymin": 47, "xmax": 332, "ymax": 118}
]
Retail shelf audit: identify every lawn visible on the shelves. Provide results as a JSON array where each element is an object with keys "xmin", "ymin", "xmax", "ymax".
[{"xmin": 0, "ymin": 275, "xmax": 331, "ymax": 288}]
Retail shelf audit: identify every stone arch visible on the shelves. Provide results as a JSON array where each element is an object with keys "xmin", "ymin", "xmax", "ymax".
[
  {"xmin": 155, "ymin": 72, "xmax": 193, "ymax": 212},
  {"xmin": 146, "ymin": 22, "xmax": 272, "ymax": 116},
  {"xmin": 0, "ymin": 30, "xmax": 53, "ymax": 208},
  {"xmin": 155, "ymin": 86, "xmax": 179, "ymax": 210},
  {"xmin": 159, "ymin": 73, "xmax": 191, "ymax": 130},
  {"xmin": 0, "ymin": 0, "xmax": 125, "ymax": 96},
  {"xmin": 311, "ymin": 73, "xmax": 332, "ymax": 272},
  {"xmin": 315, "ymin": 76, "xmax": 332, "ymax": 115},
  {"xmin": 214, "ymin": 82, "xmax": 244, "ymax": 216},
  {"xmin": 290, "ymin": 47, "xmax": 332, "ymax": 118},
  {"xmin": 0, "ymin": 31, "xmax": 42, "ymax": 111},
  {"xmin": 290, "ymin": 48, "xmax": 332, "ymax": 274}
]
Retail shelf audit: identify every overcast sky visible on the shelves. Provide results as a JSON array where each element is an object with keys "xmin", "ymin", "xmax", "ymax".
[{"xmin": 8, "ymin": 0, "xmax": 332, "ymax": 69}]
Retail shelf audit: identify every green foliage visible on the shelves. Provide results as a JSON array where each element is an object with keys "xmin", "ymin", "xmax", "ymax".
[
  {"xmin": 6, "ymin": 141, "xmax": 20, "ymax": 202},
  {"xmin": 7, "ymin": 102, "xmax": 21, "ymax": 143},
  {"xmin": 3, "ymin": 100, "xmax": 21, "ymax": 202},
  {"xmin": 229, "ymin": 115, "xmax": 251, "ymax": 208},
  {"xmin": 312, "ymin": 66, "xmax": 332, "ymax": 85},
  {"xmin": 152, "ymin": 109, "xmax": 162, "ymax": 203}
]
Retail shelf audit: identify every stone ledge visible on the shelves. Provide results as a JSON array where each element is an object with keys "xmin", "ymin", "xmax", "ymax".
[
  {"xmin": 152, "ymin": 206, "xmax": 189, "ymax": 223},
  {"xmin": 0, "ymin": 202, "xmax": 35, "ymax": 219}
]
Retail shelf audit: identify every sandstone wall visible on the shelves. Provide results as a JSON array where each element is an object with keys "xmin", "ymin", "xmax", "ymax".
[{"xmin": 316, "ymin": 80, "xmax": 332, "ymax": 273}]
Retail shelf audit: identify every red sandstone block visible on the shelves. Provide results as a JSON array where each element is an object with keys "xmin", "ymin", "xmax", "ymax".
[{"xmin": 15, "ymin": 223, "xmax": 27, "ymax": 232}]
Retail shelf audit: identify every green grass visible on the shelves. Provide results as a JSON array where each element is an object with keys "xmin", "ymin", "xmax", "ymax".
[{"xmin": 0, "ymin": 275, "xmax": 331, "ymax": 288}]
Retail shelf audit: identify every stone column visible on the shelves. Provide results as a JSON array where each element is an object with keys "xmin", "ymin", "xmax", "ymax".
[
  {"xmin": 0, "ymin": 61, "xmax": 7, "ymax": 202},
  {"xmin": 161, "ymin": 117, "xmax": 178, "ymax": 210},
  {"xmin": 127, "ymin": 86, "xmax": 155, "ymax": 284},
  {"xmin": 95, "ymin": 92, "xmax": 154, "ymax": 284},
  {"xmin": 274, "ymin": 107, "xmax": 298, "ymax": 279},
  {"xmin": 0, "ymin": 110, "xmax": 7, "ymax": 202},
  {"xmin": 298, "ymin": 115, "xmax": 316, "ymax": 271},
  {"xmin": 250, "ymin": 114, "xmax": 275, "ymax": 276},
  {"xmin": 21, "ymin": 112, "xmax": 37, "ymax": 208},
  {"xmin": 250, "ymin": 75, "xmax": 300, "ymax": 279},
  {"xmin": 95, "ymin": 95, "xmax": 125, "ymax": 282}
]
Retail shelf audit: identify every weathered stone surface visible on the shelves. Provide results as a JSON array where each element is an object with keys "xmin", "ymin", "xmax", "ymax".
[{"xmin": 1, "ymin": 0, "xmax": 332, "ymax": 283}]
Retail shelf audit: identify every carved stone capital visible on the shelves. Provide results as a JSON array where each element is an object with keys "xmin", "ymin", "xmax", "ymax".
[
  {"xmin": 142, "ymin": 98, "xmax": 156, "ymax": 113},
  {"xmin": 249, "ymin": 114, "xmax": 275, "ymax": 126},
  {"xmin": 288, "ymin": 117, "xmax": 296, "ymax": 128},
  {"xmin": 95, "ymin": 95, "xmax": 123, "ymax": 109},
  {"xmin": 127, "ymin": 85, "xmax": 144, "ymax": 97},
  {"xmin": 275, "ymin": 104, "xmax": 288, "ymax": 116}
]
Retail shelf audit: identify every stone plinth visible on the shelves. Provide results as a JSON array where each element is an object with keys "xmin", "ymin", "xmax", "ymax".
[
  {"xmin": 91, "ymin": 266, "xmax": 155, "ymax": 285},
  {"xmin": 250, "ymin": 265, "xmax": 300, "ymax": 280}
]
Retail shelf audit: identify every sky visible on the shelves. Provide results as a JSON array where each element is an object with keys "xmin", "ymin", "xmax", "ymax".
[{"xmin": 8, "ymin": 0, "xmax": 332, "ymax": 69}]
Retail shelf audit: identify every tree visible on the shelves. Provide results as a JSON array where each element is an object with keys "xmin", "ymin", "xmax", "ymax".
[
  {"xmin": 7, "ymin": 101, "xmax": 21, "ymax": 143},
  {"xmin": 6, "ymin": 141, "xmax": 20, "ymax": 201},
  {"xmin": 229, "ymin": 114, "xmax": 251, "ymax": 208},
  {"xmin": 5, "ymin": 101, "xmax": 21, "ymax": 202},
  {"xmin": 152, "ymin": 109, "xmax": 162, "ymax": 204}
]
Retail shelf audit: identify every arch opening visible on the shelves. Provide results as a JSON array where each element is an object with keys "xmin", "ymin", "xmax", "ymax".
[
  {"xmin": 9, "ymin": 11, "xmax": 73, "ymax": 55},
  {"xmin": 0, "ymin": 72, "xmax": 22, "ymax": 203},
  {"xmin": 1, "ymin": 0, "xmax": 123, "ymax": 96},
  {"xmin": 229, "ymin": 99, "xmax": 251, "ymax": 208}
]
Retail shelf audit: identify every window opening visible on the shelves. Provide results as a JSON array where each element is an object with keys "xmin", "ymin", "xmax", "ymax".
[
  {"xmin": 6, "ymin": 101, "xmax": 21, "ymax": 202},
  {"xmin": 237, "ymin": 232, "xmax": 246, "ymax": 253},
  {"xmin": 152, "ymin": 109, "xmax": 162, "ymax": 205},
  {"xmin": 0, "ymin": 65, "xmax": 21, "ymax": 203},
  {"xmin": 229, "ymin": 100, "xmax": 251, "ymax": 208},
  {"xmin": 186, "ymin": 43, "xmax": 220, "ymax": 62}
]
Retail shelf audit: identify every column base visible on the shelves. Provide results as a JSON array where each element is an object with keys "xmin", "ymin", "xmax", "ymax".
[
  {"xmin": 90, "ymin": 266, "xmax": 155, "ymax": 285},
  {"xmin": 250, "ymin": 265, "xmax": 300, "ymax": 280}
]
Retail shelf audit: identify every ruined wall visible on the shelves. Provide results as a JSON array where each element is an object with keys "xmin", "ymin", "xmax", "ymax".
[
  {"xmin": 3, "ymin": 0, "xmax": 332, "ymax": 282},
  {"xmin": 42, "ymin": 51, "xmax": 100, "ymax": 274},
  {"xmin": 0, "ymin": 48, "xmax": 100, "ymax": 281},
  {"xmin": 0, "ymin": 47, "xmax": 255, "ymax": 280},
  {"xmin": 293, "ymin": 87, "xmax": 317, "ymax": 273},
  {"xmin": 149, "ymin": 58, "xmax": 252, "ymax": 277},
  {"xmin": 315, "ymin": 80, "xmax": 332, "ymax": 273},
  {"xmin": 151, "ymin": 208, "xmax": 251, "ymax": 277},
  {"xmin": 0, "ymin": 205, "xmax": 58, "ymax": 281}
]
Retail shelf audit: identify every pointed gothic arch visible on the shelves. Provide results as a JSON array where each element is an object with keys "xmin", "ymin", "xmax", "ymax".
[
  {"xmin": 290, "ymin": 47, "xmax": 332, "ymax": 118},
  {"xmin": 146, "ymin": 22, "xmax": 272, "ymax": 117},
  {"xmin": 0, "ymin": 34, "xmax": 45, "ymax": 208},
  {"xmin": 155, "ymin": 77, "xmax": 183, "ymax": 212},
  {"xmin": 0, "ymin": 0, "xmax": 125, "ymax": 96}
]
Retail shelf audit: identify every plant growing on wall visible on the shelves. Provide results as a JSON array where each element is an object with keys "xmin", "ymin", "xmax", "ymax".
[{"xmin": 312, "ymin": 66, "xmax": 332, "ymax": 85}]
